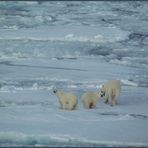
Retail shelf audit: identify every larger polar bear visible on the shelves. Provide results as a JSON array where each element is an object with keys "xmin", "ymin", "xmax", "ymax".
[
  {"xmin": 82, "ymin": 91, "xmax": 101, "ymax": 109},
  {"xmin": 53, "ymin": 89, "xmax": 78, "ymax": 110},
  {"xmin": 100, "ymin": 80, "xmax": 121, "ymax": 106}
]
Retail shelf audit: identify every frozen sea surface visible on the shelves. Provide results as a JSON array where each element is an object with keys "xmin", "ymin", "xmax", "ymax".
[{"xmin": 0, "ymin": 1, "xmax": 148, "ymax": 147}]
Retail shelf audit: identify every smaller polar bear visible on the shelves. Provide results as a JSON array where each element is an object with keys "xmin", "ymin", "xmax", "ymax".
[
  {"xmin": 53, "ymin": 89, "xmax": 77, "ymax": 110},
  {"xmin": 100, "ymin": 80, "xmax": 121, "ymax": 106},
  {"xmin": 82, "ymin": 91, "xmax": 101, "ymax": 109}
]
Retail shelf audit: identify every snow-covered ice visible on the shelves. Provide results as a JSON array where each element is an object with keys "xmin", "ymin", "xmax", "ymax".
[{"xmin": 0, "ymin": 1, "xmax": 148, "ymax": 147}]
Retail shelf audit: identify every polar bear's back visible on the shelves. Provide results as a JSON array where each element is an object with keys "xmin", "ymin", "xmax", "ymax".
[
  {"xmin": 82, "ymin": 92, "xmax": 98, "ymax": 102},
  {"xmin": 57, "ymin": 91, "xmax": 77, "ymax": 103},
  {"xmin": 81, "ymin": 91, "xmax": 100, "ymax": 109},
  {"xmin": 63, "ymin": 92, "xmax": 77, "ymax": 101},
  {"xmin": 104, "ymin": 80, "xmax": 121, "ymax": 91}
]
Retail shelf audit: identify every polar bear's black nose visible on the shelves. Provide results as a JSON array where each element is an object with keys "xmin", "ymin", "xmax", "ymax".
[
  {"xmin": 53, "ymin": 90, "xmax": 57, "ymax": 93},
  {"xmin": 100, "ymin": 91, "xmax": 105, "ymax": 97}
]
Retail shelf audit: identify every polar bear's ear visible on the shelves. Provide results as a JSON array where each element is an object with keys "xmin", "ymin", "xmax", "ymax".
[{"xmin": 97, "ymin": 85, "xmax": 103, "ymax": 89}]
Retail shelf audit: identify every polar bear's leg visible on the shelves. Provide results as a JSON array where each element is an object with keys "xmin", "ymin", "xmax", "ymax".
[
  {"xmin": 108, "ymin": 89, "xmax": 114, "ymax": 106},
  {"xmin": 113, "ymin": 90, "xmax": 120, "ymax": 105},
  {"xmin": 72, "ymin": 103, "xmax": 77, "ymax": 110},
  {"xmin": 85, "ymin": 103, "xmax": 90, "ymax": 109},
  {"xmin": 68, "ymin": 101, "xmax": 72, "ymax": 110},
  {"xmin": 104, "ymin": 92, "xmax": 110, "ymax": 105},
  {"xmin": 92, "ymin": 104, "xmax": 96, "ymax": 108},
  {"xmin": 83, "ymin": 102, "xmax": 90, "ymax": 109},
  {"xmin": 104, "ymin": 97, "xmax": 109, "ymax": 104},
  {"xmin": 89, "ymin": 102, "xmax": 93, "ymax": 108},
  {"xmin": 108, "ymin": 96, "xmax": 113, "ymax": 106},
  {"xmin": 59, "ymin": 101, "xmax": 63, "ymax": 109},
  {"xmin": 111, "ymin": 97, "xmax": 117, "ymax": 106},
  {"xmin": 69, "ymin": 101, "xmax": 77, "ymax": 110},
  {"xmin": 62, "ymin": 101, "xmax": 67, "ymax": 110},
  {"xmin": 113, "ymin": 96, "xmax": 118, "ymax": 106},
  {"xmin": 83, "ymin": 100, "xmax": 95, "ymax": 109},
  {"xmin": 92, "ymin": 99, "xmax": 98, "ymax": 108},
  {"xmin": 82, "ymin": 99, "xmax": 89, "ymax": 109},
  {"xmin": 110, "ymin": 89, "xmax": 116, "ymax": 106},
  {"xmin": 83, "ymin": 102, "xmax": 96, "ymax": 109}
]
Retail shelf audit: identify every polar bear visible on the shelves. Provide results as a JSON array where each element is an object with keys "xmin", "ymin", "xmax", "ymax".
[
  {"xmin": 81, "ymin": 91, "xmax": 101, "ymax": 109},
  {"xmin": 100, "ymin": 80, "xmax": 121, "ymax": 106},
  {"xmin": 53, "ymin": 89, "xmax": 78, "ymax": 110}
]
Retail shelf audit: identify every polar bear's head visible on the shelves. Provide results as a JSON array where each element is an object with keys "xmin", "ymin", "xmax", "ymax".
[
  {"xmin": 53, "ymin": 89, "xmax": 63, "ymax": 96},
  {"xmin": 100, "ymin": 85, "xmax": 106, "ymax": 97}
]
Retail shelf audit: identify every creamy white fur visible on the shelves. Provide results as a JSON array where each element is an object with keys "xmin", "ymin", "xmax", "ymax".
[
  {"xmin": 100, "ymin": 80, "xmax": 121, "ymax": 106},
  {"xmin": 81, "ymin": 91, "xmax": 101, "ymax": 109},
  {"xmin": 54, "ymin": 90, "xmax": 78, "ymax": 110}
]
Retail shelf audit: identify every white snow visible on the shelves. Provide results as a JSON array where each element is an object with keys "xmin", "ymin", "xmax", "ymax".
[
  {"xmin": 0, "ymin": 57, "xmax": 148, "ymax": 147},
  {"xmin": 0, "ymin": 1, "xmax": 148, "ymax": 147}
]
